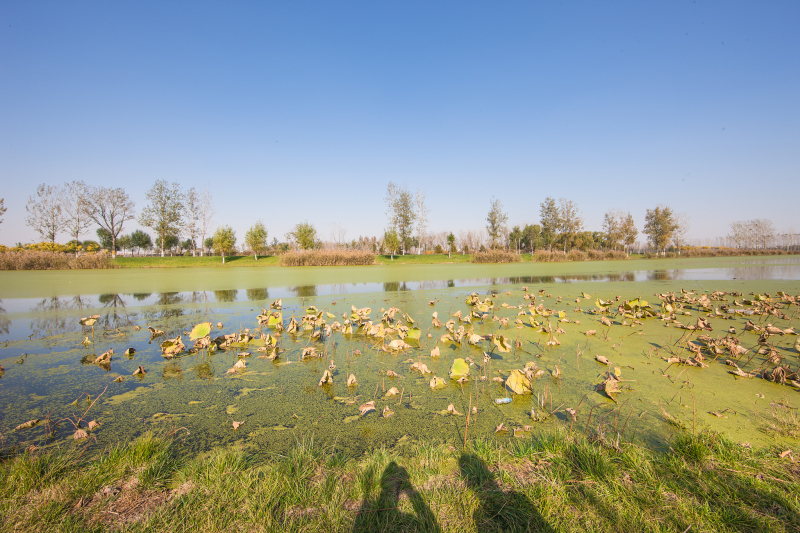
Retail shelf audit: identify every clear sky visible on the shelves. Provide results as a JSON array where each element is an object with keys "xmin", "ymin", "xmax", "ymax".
[{"xmin": 1, "ymin": 1, "xmax": 798, "ymax": 247}]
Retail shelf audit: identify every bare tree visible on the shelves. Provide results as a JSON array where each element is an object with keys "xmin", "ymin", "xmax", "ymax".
[
  {"xmin": 602, "ymin": 208, "xmax": 623, "ymax": 250},
  {"xmin": 415, "ymin": 189, "xmax": 429, "ymax": 254},
  {"xmin": 26, "ymin": 183, "xmax": 65, "ymax": 244},
  {"xmin": 185, "ymin": 187, "xmax": 202, "ymax": 257},
  {"xmin": 672, "ymin": 212, "xmax": 691, "ymax": 253},
  {"xmin": 61, "ymin": 181, "xmax": 93, "ymax": 255},
  {"xmin": 199, "ymin": 186, "xmax": 214, "ymax": 256},
  {"xmin": 0, "ymin": 198, "xmax": 6, "ymax": 226},
  {"xmin": 329, "ymin": 222, "xmax": 348, "ymax": 248},
  {"xmin": 620, "ymin": 212, "xmax": 638, "ymax": 255},
  {"xmin": 83, "ymin": 186, "xmax": 135, "ymax": 258}
]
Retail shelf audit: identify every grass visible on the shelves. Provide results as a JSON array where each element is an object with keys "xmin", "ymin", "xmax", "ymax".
[
  {"xmin": 376, "ymin": 254, "xmax": 498, "ymax": 265},
  {"xmin": 112, "ymin": 255, "xmax": 280, "ymax": 268},
  {"xmin": 2, "ymin": 429, "xmax": 798, "ymax": 532},
  {"xmin": 279, "ymin": 250, "xmax": 376, "ymax": 266}
]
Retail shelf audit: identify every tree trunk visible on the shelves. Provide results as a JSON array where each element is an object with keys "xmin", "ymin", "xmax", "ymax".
[
  {"xmin": 222, "ymin": 254, "xmax": 225, "ymax": 264},
  {"xmin": 254, "ymin": 253, "xmax": 257, "ymax": 261},
  {"xmin": 160, "ymin": 236, "xmax": 165, "ymax": 258}
]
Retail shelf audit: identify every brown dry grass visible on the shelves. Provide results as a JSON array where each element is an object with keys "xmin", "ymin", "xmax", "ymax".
[
  {"xmin": 0, "ymin": 252, "xmax": 113, "ymax": 270},
  {"xmin": 279, "ymin": 250, "xmax": 376, "ymax": 266},
  {"xmin": 471, "ymin": 250, "xmax": 523, "ymax": 263}
]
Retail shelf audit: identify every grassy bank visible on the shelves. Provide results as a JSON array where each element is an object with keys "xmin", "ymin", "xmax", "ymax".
[
  {"xmin": 2, "ymin": 429, "xmax": 797, "ymax": 532},
  {"xmin": 112, "ymin": 255, "xmax": 280, "ymax": 268}
]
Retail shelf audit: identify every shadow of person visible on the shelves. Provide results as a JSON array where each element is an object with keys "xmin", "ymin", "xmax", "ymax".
[
  {"xmin": 459, "ymin": 453, "xmax": 554, "ymax": 533},
  {"xmin": 352, "ymin": 461, "xmax": 441, "ymax": 533}
]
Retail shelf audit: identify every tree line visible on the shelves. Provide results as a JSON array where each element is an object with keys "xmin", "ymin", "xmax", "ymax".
[{"xmin": 9, "ymin": 181, "xmax": 792, "ymax": 259}]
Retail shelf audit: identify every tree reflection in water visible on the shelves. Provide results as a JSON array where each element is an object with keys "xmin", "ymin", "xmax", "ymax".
[
  {"xmin": 245, "ymin": 288, "xmax": 269, "ymax": 302},
  {"xmin": 214, "ymin": 290, "xmax": 238, "ymax": 303},
  {"xmin": 98, "ymin": 294, "xmax": 134, "ymax": 330},
  {"xmin": 291, "ymin": 286, "xmax": 317, "ymax": 298}
]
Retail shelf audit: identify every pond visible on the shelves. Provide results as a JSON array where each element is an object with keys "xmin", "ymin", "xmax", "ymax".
[{"xmin": 1, "ymin": 256, "xmax": 798, "ymax": 458}]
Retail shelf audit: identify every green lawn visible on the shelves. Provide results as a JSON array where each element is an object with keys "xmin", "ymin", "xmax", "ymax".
[{"xmin": 112, "ymin": 255, "xmax": 279, "ymax": 268}]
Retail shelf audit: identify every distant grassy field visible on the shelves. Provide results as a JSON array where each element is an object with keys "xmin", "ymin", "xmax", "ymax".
[
  {"xmin": 112, "ymin": 255, "xmax": 280, "ymax": 268},
  {"xmin": 376, "ymin": 253, "xmax": 534, "ymax": 265}
]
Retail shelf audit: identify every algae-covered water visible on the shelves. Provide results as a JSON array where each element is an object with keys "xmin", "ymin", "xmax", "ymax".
[{"xmin": 1, "ymin": 256, "xmax": 799, "ymax": 458}]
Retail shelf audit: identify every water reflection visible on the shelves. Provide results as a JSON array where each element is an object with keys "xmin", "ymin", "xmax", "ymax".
[
  {"xmin": 291, "ymin": 286, "xmax": 317, "ymax": 298},
  {"xmin": 245, "ymin": 288, "xmax": 269, "ymax": 302},
  {"xmin": 132, "ymin": 293, "xmax": 152, "ymax": 302},
  {"xmin": 162, "ymin": 362, "xmax": 183, "ymax": 380},
  {"xmin": 29, "ymin": 296, "xmax": 91, "ymax": 336},
  {"xmin": 98, "ymin": 294, "xmax": 134, "ymax": 330},
  {"xmin": 0, "ymin": 300, "xmax": 11, "ymax": 335},
  {"xmin": 195, "ymin": 362, "xmax": 214, "ymax": 380},
  {"xmin": 383, "ymin": 281, "xmax": 411, "ymax": 292},
  {"xmin": 214, "ymin": 289, "xmax": 238, "ymax": 303}
]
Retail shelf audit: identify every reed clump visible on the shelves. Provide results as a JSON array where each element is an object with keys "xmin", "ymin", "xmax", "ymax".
[
  {"xmin": 0, "ymin": 251, "xmax": 113, "ymax": 270},
  {"xmin": 471, "ymin": 250, "xmax": 523, "ymax": 263},
  {"xmin": 279, "ymin": 249, "xmax": 376, "ymax": 267},
  {"xmin": 532, "ymin": 250, "xmax": 567, "ymax": 262}
]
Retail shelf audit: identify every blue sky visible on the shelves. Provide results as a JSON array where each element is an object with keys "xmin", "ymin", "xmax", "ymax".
[{"xmin": 1, "ymin": 1, "xmax": 798, "ymax": 247}]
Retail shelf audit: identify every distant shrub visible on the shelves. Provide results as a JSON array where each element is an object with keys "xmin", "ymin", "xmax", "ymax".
[
  {"xmin": 533, "ymin": 250, "xmax": 567, "ymax": 262},
  {"xmin": 434, "ymin": 244, "xmax": 443, "ymax": 254},
  {"xmin": 472, "ymin": 250, "xmax": 523, "ymax": 264},
  {"xmin": 0, "ymin": 252, "xmax": 112, "ymax": 270},
  {"xmin": 566, "ymin": 250, "xmax": 586, "ymax": 261},
  {"xmin": 279, "ymin": 250, "xmax": 376, "ymax": 267}
]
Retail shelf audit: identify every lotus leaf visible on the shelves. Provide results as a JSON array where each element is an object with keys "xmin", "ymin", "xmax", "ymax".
[
  {"xmin": 430, "ymin": 376, "xmax": 447, "ymax": 390},
  {"xmin": 385, "ymin": 387, "xmax": 400, "ymax": 398},
  {"xmin": 388, "ymin": 339, "xmax": 410, "ymax": 351},
  {"xmin": 449, "ymin": 358, "xmax": 470, "ymax": 380},
  {"xmin": 359, "ymin": 401, "xmax": 376, "ymax": 416},
  {"xmin": 447, "ymin": 404, "xmax": 463, "ymax": 416},
  {"xmin": 79, "ymin": 315, "xmax": 99, "ymax": 326},
  {"xmin": 133, "ymin": 365, "xmax": 146, "ymax": 376},
  {"xmin": 493, "ymin": 335, "xmax": 512, "ymax": 353},
  {"xmin": 430, "ymin": 346, "xmax": 440, "ymax": 357},
  {"xmin": 506, "ymin": 369, "xmax": 532, "ymax": 394},
  {"xmin": 14, "ymin": 419, "xmax": 41, "ymax": 431},
  {"xmin": 232, "ymin": 420, "xmax": 245, "ymax": 430},
  {"xmin": 189, "ymin": 322, "xmax": 212, "ymax": 340},
  {"xmin": 318, "ymin": 369, "xmax": 333, "ymax": 387},
  {"xmin": 73, "ymin": 429, "xmax": 89, "ymax": 440},
  {"xmin": 406, "ymin": 327, "xmax": 422, "ymax": 340},
  {"xmin": 410, "ymin": 361, "xmax": 431, "ymax": 374},
  {"xmin": 124, "ymin": 348, "xmax": 135, "ymax": 357}
]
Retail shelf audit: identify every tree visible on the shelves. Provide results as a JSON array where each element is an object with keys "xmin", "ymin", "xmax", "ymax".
[
  {"xmin": 602, "ymin": 209, "xmax": 622, "ymax": 250},
  {"xmin": 446, "ymin": 232, "xmax": 455, "ymax": 258},
  {"xmin": 204, "ymin": 237, "xmax": 214, "ymax": 254},
  {"xmin": 196, "ymin": 187, "xmax": 214, "ymax": 257},
  {"xmin": 130, "ymin": 229, "xmax": 152, "ymax": 256},
  {"xmin": 539, "ymin": 197, "xmax": 560, "ymax": 251},
  {"xmin": 415, "ymin": 189, "xmax": 429, "ymax": 254},
  {"xmin": 245, "ymin": 220, "xmax": 268, "ymax": 260},
  {"xmin": 643, "ymin": 205, "xmax": 677, "ymax": 253},
  {"xmin": 286, "ymin": 221, "xmax": 319, "ymax": 250},
  {"xmin": 83, "ymin": 186, "xmax": 135, "ymax": 258},
  {"xmin": 558, "ymin": 198, "xmax": 583, "ymax": 252},
  {"xmin": 212, "ymin": 225, "xmax": 236, "ymax": 263},
  {"xmin": 96, "ymin": 228, "xmax": 118, "ymax": 251},
  {"xmin": 117, "ymin": 234, "xmax": 134, "ymax": 256},
  {"xmin": 163, "ymin": 234, "xmax": 180, "ymax": 255},
  {"xmin": 385, "ymin": 182, "xmax": 416, "ymax": 255},
  {"xmin": 184, "ymin": 187, "xmax": 202, "ymax": 256},
  {"xmin": 521, "ymin": 224, "xmax": 542, "ymax": 253},
  {"xmin": 382, "ymin": 229, "xmax": 400, "ymax": 260},
  {"xmin": 0, "ymin": 198, "xmax": 6, "ymax": 226},
  {"xmin": 61, "ymin": 181, "xmax": 93, "ymax": 255},
  {"xmin": 26, "ymin": 183, "xmax": 65, "ymax": 243},
  {"xmin": 620, "ymin": 213, "xmax": 638, "ymax": 254},
  {"xmin": 486, "ymin": 196, "xmax": 509, "ymax": 249},
  {"xmin": 139, "ymin": 180, "xmax": 184, "ymax": 258},
  {"xmin": 508, "ymin": 226, "xmax": 523, "ymax": 254},
  {"xmin": 672, "ymin": 212, "xmax": 691, "ymax": 253}
]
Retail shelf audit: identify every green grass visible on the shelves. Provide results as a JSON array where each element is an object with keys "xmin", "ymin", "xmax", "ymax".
[
  {"xmin": 112, "ymin": 255, "xmax": 280, "ymax": 268},
  {"xmin": 376, "ymin": 253, "xmax": 528, "ymax": 265},
  {"xmin": 2, "ymin": 429, "xmax": 797, "ymax": 532}
]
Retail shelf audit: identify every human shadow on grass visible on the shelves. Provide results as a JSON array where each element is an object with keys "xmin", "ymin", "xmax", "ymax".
[
  {"xmin": 459, "ymin": 453, "xmax": 555, "ymax": 533},
  {"xmin": 352, "ymin": 461, "xmax": 441, "ymax": 533}
]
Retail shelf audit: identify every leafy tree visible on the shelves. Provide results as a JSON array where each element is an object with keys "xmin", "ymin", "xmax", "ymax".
[
  {"xmin": 558, "ymin": 198, "xmax": 583, "ymax": 252},
  {"xmin": 539, "ymin": 197, "xmax": 560, "ymax": 251},
  {"xmin": 83, "ymin": 186, "xmax": 135, "ymax": 258},
  {"xmin": 602, "ymin": 209, "xmax": 622, "ymax": 250},
  {"xmin": 385, "ymin": 182, "xmax": 416, "ymax": 255},
  {"xmin": 620, "ymin": 213, "xmax": 638, "ymax": 254},
  {"xmin": 60, "ymin": 181, "xmax": 93, "ymax": 255},
  {"xmin": 130, "ymin": 229, "xmax": 152, "ymax": 256},
  {"xmin": 643, "ymin": 205, "xmax": 677, "ymax": 253},
  {"xmin": 382, "ymin": 229, "xmax": 400, "ymax": 260},
  {"xmin": 672, "ymin": 213, "xmax": 691, "ymax": 253},
  {"xmin": 521, "ymin": 224, "xmax": 542, "ymax": 253},
  {"xmin": 163, "ymin": 234, "xmax": 180, "ymax": 255},
  {"xmin": 486, "ymin": 197, "xmax": 508, "ymax": 249},
  {"xmin": 26, "ymin": 183, "xmax": 65, "ymax": 243},
  {"xmin": 286, "ymin": 221, "xmax": 319, "ymax": 250},
  {"xmin": 96, "ymin": 228, "xmax": 118, "ymax": 251},
  {"xmin": 204, "ymin": 237, "xmax": 214, "ymax": 254},
  {"xmin": 139, "ymin": 180, "xmax": 184, "ymax": 257},
  {"xmin": 245, "ymin": 220, "xmax": 268, "ymax": 260},
  {"xmin": 213, "ymin": 225, "xmax": 236, "ymax": 263},
  {"xmin": 181, "ymin": 238, "xmax": 193, "ymax": 253},
  {"xmin": 117, "ymin": 234, "xmax": 134, "ymax": 256},
  {"xmin": 446, "ymin": 232, "xmax": 455, "ymax": 257}
]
